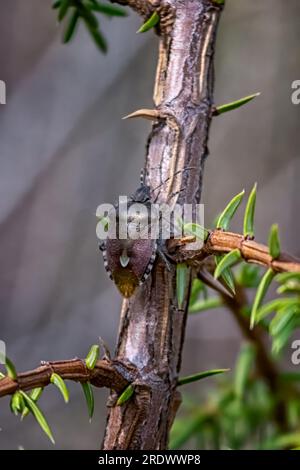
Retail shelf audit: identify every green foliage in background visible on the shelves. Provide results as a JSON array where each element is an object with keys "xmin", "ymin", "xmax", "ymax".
[
  {"xmin": 171, "ymin": 188, "xmax": 300, "ymax": 450},
  {"xmin": 52, "ymin": 0, "xmax": 128, "ymax": 52}
]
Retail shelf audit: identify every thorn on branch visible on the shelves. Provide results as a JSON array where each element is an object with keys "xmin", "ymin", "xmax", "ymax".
[{"xmin": 122, "ymin": 108, "xmax": 163, "ymax": 121}]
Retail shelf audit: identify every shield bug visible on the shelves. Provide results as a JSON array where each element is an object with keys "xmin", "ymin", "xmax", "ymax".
[
  {"xmin": 98, "ymin": 168, "xmax": 195, "ymax": 298},
  {"xmin": 99, "ymin": 182, "xmax": 159, "ymax": 298}
]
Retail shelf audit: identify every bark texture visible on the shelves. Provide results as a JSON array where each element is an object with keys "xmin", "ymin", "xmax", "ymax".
[{"xmin": 103, "ymin": 0, "xmax": 222, "ymax": 450}]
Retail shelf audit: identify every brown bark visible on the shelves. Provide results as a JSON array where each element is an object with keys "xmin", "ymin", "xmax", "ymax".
[{"xmin": 103, "ymin": 0, "xmax": 222, "ymax": 450}]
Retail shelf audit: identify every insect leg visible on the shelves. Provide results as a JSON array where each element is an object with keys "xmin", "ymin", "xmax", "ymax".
[
  {"xmin": 157, "ymin": 239, "xmax": 173, "ymax": 271},
  {"xmin": 98, "ymin": 241, "xmax": 106, "ymax": 251}
]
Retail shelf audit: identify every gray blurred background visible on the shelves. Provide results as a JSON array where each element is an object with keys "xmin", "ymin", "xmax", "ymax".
[{"xmin": 0, "ymin": 0, "xmax": 299, "ymax": 449}]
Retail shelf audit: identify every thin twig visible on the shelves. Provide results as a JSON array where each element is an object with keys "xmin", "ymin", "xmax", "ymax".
[
  {"xmin": 0, "ymin": 358, "xmax": 133, "ymax": 398},
  {"xmin": 172, "ymin": 230, "xmax": 300, "ymax": 273}
]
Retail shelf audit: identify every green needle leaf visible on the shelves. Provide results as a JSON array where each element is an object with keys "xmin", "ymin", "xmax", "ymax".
[
  {"xmin": 276, "ymin": 272, "xmax": 300, "ymax": 284},
  {"xmin": 215, "ymin": 93, "xmax": 260, "ymax": 115},
  {"xmin": 189, "ymin": 278, "xmax": 206, "ymax": 306},
  {"xmin": 87, "ymin": 26, "xmax": 108, "ymax": 53},
  {"xmin": 277, "ymin": 282, "xmax": 300, "ymax": 295},
  {"xmin": 137, "ymin": 11, "xmax": 160, "ymax": 33},
  {"xmin": 221, "ymin": 269, "xmax": 236, "ymax": 294},
  {"xmin": 98, "ymin": 215, "xmax": 110, "ymax": 231},
  {"xmin": 6, "ymin": 357, "xmax": 17, "ymax": 380},
  {"xmin": 243, "ymin": 183, "xmax": 257, "ymax": 238},
  {"xmin": 215, "ymin": 255, "xmax": 236, "ymax": 294},
  {"xmin": 81, "ymin": 382, "xmax": 94, "ymax": 420},
  {"xmin": 58, "ymin": 0, "xmax": 69, "ymax": 22},
  {"xmin": 178, "ymin": 369, "xmax": 229, "ymax": 386},
  {"xmin": 183, "ymin": 223, "xmax": 209, "ymax": 241},
  {"xmin": 79, "ymin": 6, "xmax": 99, "ymax": 29},
  {"xmin": 20, "ymin": 391, "xmax": 55, "ymax": 444},
  {"xmin": 214, "ymin": 249, "xmax": 242, "ymax": 280},
  {"xmin": 30, "ymin": 387, "xmax": 44, "ymax": 401},
  {"xmin": 268, "ymin": 224, "xmax": 281, "ymax": 259},
  {"xmin": 116, "ymin": 384, "xmax": 134, "ymax": 406},
  {"xmin": 272, "ymin": 316, "xmax": 298, "ymax": 355},
  {"xmin": 269, "ymin": 307, "xmax": 297, "ymax": 336},
  {"xmin": 87, "ymin": 1, "xmax": 127, "ymax": 17},
  {"xmin": 189, "ymin": 297, "xmax": 223, "ymax": 314},
  {"xmin": 216, "ymin": 190, "xmax": 245, "ymax": 231},
  {"xmin": 50, "ymin": 373, "xmax": 70, "ymax": 403},
  {"xmin": 256, "ymin": 297, "xmax": 299, "ymax": 323},
  {"xmin": 234, "ymin": 343, "xmax": 256, "ymax": 399},
  {"xmin": 63, "ymin": 9, "xmax": 80, "ymax": 43},
  {"xmin": 0, "ymin": 372, "xmax": 5, "ymax": 379},
  {"xmin": 0, "ymin": 354, "xmax": 18, "ymax": 380},
  {"xmin": 250, "ymin": 268, "xmax": 275, "ymax": 328},
  {"xmin": 176, "ymin": 263, "xmax": 189, "ymax": 309},
  {"xmin": 10, "ymin": 391, "xmax": 25, "ymax": 416},
  {"xmin": 21, "ymin": 388, "xmax": 43, "ymax": 420},
  {"xmin": 85, "ymin": 344, "xmax": 100, "ymax": 370}
]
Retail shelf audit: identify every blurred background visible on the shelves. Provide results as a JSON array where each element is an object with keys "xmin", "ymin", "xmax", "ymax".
[{"xmin": 0, "ymin": 0, "xmax": 299, "ymax": 449}]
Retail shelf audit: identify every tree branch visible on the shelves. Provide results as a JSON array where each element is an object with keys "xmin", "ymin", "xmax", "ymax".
[
  {"xmin": 0, "ymin": 358, "xmax": 133, "ymax": 398},
  {"xmin": 102, "ymin": 0, "xmax": 222, "ymax": 450},
  {"xmin": 172, "ymin": 229, "xmax": 300, "ymax": 273}
]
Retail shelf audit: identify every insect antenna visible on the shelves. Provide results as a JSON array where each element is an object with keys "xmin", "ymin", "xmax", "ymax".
[{"xmin": 149, "ymin": 166, "xmax": 197, "ymax": 200}]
